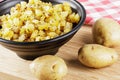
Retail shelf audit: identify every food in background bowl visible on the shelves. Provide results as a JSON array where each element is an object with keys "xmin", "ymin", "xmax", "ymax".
[
  {"xmin": 0, "ymin": 0, "xmax": 80, "ymax": 42},
  {"xmin": 0, "ymin": 0, "xmax": 86, "ymax": 60}
]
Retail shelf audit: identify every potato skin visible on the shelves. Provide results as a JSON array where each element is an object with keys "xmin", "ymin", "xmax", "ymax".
[
  {"xmin": 78, "ymin": 44, "xmax": 118, "ymax": 68},
  {"xmin": 92, "ymin": 18, "xmax": 120, "ymax": 47},
  {"xmin": 30, "ymin": 55, "xmax": 68, "ymax": 80}
]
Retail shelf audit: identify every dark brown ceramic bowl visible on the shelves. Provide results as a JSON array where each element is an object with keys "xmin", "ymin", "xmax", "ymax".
[{"xmin": 0, "ymin": 0, "xmax": 86, "ymax": 60}]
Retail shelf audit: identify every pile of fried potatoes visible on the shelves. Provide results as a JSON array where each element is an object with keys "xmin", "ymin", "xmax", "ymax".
[{"xmin": 0, "ymin": 0, "xmax": 80, "ymax": 42}]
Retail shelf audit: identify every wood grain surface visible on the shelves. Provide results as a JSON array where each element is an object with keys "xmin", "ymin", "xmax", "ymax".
[{"xmin": 0, "ymin": 26, "xmax": 120, "ymax": 80}]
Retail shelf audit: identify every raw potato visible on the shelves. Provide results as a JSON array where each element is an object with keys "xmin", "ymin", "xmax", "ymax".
[
  {"xmin": 92, "ymin": 18, "xmax": 120, "ymax": 47},
  {"xmin": 78, "ymin": 44, "xmax": 118, "ymax": 68},
  {"xmin": 30, "ymin": 55, "xmax": 68, "ymax": 80}
]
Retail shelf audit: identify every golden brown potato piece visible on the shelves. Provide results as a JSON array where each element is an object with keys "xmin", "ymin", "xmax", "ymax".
[
  {"xmin": 78, "ymin": 44, "xmax": 118, "ymax": 68},
  {"xmin": 30, "ymin": 55, "xmax": 68, "ymax": 80},
  {"xmin": 92, "ymin": 18, "xmax": 120, "ymax": 47},
  {"xmin": 0, "ymin": 0, "xmax": 80, "ymax": 42}
]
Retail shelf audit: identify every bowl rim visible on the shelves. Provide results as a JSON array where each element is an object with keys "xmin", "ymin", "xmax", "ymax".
[{"xmin": 0, "ymin": 0, "xmax": 86, "ymax": 45}]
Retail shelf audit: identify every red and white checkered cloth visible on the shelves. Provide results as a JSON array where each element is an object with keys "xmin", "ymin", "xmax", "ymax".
[
  {"xmin": 78, "ymin": 0, "xmax": 120, "ymax": 25},
  {"xmin": 1, "ymin": 0, "xmax": 120, "ymax": 25}
]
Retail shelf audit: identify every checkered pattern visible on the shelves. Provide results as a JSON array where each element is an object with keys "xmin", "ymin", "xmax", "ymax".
[
  {"xmin": 0, "ymin": 0, "xmax": 120, "ymax": 25},
  {"xmin": 78, "ymin": 0, "xmax": 120, "ymax": 25}
]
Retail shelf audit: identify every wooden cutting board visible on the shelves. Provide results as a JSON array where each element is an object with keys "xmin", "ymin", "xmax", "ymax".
[{"xmin": 0, "ymin": 26, "xmax": 120, "ymax": 80}]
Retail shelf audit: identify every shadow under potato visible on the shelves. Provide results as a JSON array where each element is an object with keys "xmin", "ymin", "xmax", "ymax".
[
  {"xmin": 67, "ymin": 59, "xmax": 103, "ymax": 70},
  {"xmin": 67, "ymin": 59, "xmax": 90, "ymax": 70},
  {"xmin": 78, "ymin": 31, "xmax": 93, "ymax": 44}
]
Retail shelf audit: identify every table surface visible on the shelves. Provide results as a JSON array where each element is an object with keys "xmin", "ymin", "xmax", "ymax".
[{"xmin": 0, "ymin": 25, "xmax": 120, "ymax": 80}]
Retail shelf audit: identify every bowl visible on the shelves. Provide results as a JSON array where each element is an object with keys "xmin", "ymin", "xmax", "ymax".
[{"xmin": 0, "ymin": 0, "xmax": 86, "ymax": 60}]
